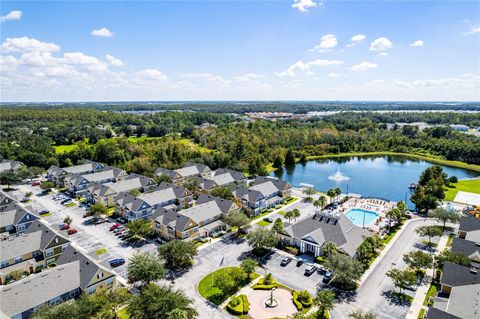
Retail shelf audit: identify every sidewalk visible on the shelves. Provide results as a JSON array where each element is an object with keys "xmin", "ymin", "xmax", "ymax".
[{"xmin": 405, "ymin": 231, "xmax": 450, "ymax": 319}]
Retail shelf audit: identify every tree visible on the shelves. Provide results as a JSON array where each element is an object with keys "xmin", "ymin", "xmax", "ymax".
[
  {"xmin": 327, "ymin": 187, "xmax": 341, "ymax": 202},
  {"xmin": 128, "ymin": 251, "xmax": 166, "ymax": 285},
  {"xmin": 326, "ymin": 253, "xmax": 363, "ymax": 290},
  {"xmin": 272, "ymin": 218, "xmax": 284, "ymax": 234},
  {"xmin": 437, "ymin": 250, "xmax": 471, "ymax": 269},
  {"xmin": 29, "ymin": 166, "xmax": 44, "ymax": 178},
  {"xmin": 0, "ymin": 171, "xmax": 21, "ymax": 189},
  {"xmin": 284, "ymin": 210, "xmax": 295, "ymax": 223},
  {"xmin": 129, "ymin": 188, "xmax": 140, "ymax": 197},
  {"xmin": 356, "ymin": 236, "xmax": 381, "ymax": 264},
  {"xmin": 303, "ymin": 187, "xmax": 316, "ymax": 201},
  {"xmin": 16, "ymin": 165, "xmax": 33, "ymax": 180},
  {"xmin": 292, "ymin": 208, "xmax": 301, "ymax": 221},
  {"xmin": 314, "ymin": 196, "xmax": 327, "ymax": 211},
  {"xmin": 158, "ymin": 240, "xmax": 198, "ymax": 269},
  {"xmin": 155, "ymin": 174, "xmax": 173, "ymax": 184},
  {"xmin": 128, "ymin": 283, "xmax": 198, "ymax": 319},
  {"xmin": 411, "ymin": 166, "xmax": 446, "ymax": 213},
  {"xmin": 448, "ymin": 176, "xmax": 458, "ymax": 184},
  {"xmin": 397, "ymin": 201, "xmax": 407, "ymax": 216},
  {"xmin": 315, "ymin": 289, "xmax": 335, "ymax": 318},
  {"xmin": 386, "ymin": 268, "xmax": 417, "ymax": 294},
  {"xmin": 416, "ymin": 225, "xmax": 443, "ymax": 246},
  {"xmin": 284, "ymin": 149, "xmax": 296, "ymax": 166},
  {"xmin": 428, "ymin": 207, "xmax": 460, "ymax": 230},
  {"xmin": 210, "ymin": 186, "xmax": 234, "ymax": 200},
  {"xmin": 88, "ymin": 203, "xmax": 108, "ymax": 220},
  {"xmin": 63, "ymin": 215, "xmax": 72, "ymax": 225},
  {"xmin": 322, "ymin": 241, "xmax": 338, "ymax": 257},
  {"xmin": 240, "ymin": 258, "xmax": 258, "ymax": 277},
  {"xmin": 272, "ymin": 154, "xmax": 284, "ymax": 168},
  {"xmin": 223, "ymin": 211, "xmax": 250, "ymax": 232},
  {"xmin": 40, "ymin": 181, "xmax": 54, "ymax": 190},
  {"xmin": 168, "ymin": 309, "xmax": 190, "ymax": 319},
  {"xmin": 126, "ymin": 219, "xmax": 153, "ymax": 240},
  {"xmin": 246, "ymin": 227, "xmax": 278, "ymax": 254},
  {"xmin": 348, "ymin": 309, "xmax": 378, "ymax": 319},
  {"xmin": 403, "ymin": 250, "xmax": 433, "ymax": 272},
  {"xmin": 25, "ymin": 191, "xmax": 33, "ymax": 198},
  {"xmin": 182, "ymin": 177, "xmax": 200, "ymax": 195},
  {"xmin": 87, "ymin": 288, "xmax": 131, "ymax": 319}
]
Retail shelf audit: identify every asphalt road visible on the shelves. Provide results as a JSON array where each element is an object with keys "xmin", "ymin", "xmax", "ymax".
[{"xmin": 330, "ymin": 218, "xmax": 439, "ymax": 319}]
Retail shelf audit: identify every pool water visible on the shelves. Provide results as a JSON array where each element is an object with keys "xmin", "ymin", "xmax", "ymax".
[{"xmin": 345, "ymin": 208, "xmax": 379, "ymax": 227}]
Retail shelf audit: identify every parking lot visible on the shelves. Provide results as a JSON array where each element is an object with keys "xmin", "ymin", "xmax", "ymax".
[
  {"xmin": 14, "ymin": 184, "xmax": 158, "ymax": 281},
  {"xmin": 261, "ymin": 251, "xmax": 327, "ymax": 294}
]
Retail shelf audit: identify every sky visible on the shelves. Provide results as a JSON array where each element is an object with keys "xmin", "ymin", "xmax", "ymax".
[{"xmin": 1, "ymin": 0, "xmax": 479, "ymax": 102}]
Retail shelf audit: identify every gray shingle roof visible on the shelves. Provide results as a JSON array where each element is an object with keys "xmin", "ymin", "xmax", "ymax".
[
  {"xmin": 24, "ymin": 220, "xmax": 68, "ymax": 250},
  {"xmin": 252, "ymin": 176, "xmax": 291, "ymax": 191},
  {"xmin": 0, "ymin": 203, "xmax": 37, "ymax": 228},
  {"xmin": 427, "ymin": 307, "xmax": 462, "ymax": 319},
  {"xmin": 441, "ymin": 261, "xmax": 480, "ymax": 287},
  {"xmin": 196, "ymin": 193, "xmax": 238, "ymax": 214},
  {"xmin": 460, "ymin": 215, "xmax": 480, "ymax": 232},
  {"xmin": 232, "ymin": 186, "xmax": 264, "ymax": 202},
  {"xmin": 0, "ymin": 261, "xmax": 80, "ymax": 318},
  {"xmin": 0, "ymin": 160, "xmax": 23, "ymax": 173},
  {"xmin": 0, "ymin": 231, "xmax": 42, "ymax": 261},
  {"xmin": 249, "ymin": 181, "xmax": 279, "ymax": 197},
  {"xmin": 451, "ymin": 238, "xmax": 480, "ymax": 263}
]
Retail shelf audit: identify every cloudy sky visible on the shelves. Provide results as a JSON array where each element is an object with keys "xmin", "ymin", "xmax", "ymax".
[{"xmin": 1, "ymin": 0, "xmax": 479, "ymax": 102}]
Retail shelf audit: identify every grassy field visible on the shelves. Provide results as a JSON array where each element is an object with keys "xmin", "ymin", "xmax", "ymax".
[
  {"xmin": 444, "ymin": 179, "xmax": 480, "ymax": 201},
  {"xmin": 54, "ymin": 144, "xmax": 78, "ymax": 154},
  {"xmin": 256, "ymin": 220, "xmax": 271, "ymax": 227},
  {"xmin": 95, "ymin": 248, "xmax": 108, "ymax": 255},
  {"xmin": 116, "ymin": 308, "xmax": 129, "ymax": 319}
]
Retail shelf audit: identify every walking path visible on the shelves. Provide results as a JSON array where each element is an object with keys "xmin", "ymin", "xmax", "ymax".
[{"xmin": 405, "ymin": 232, "xmax": 450, "ymax": 319}]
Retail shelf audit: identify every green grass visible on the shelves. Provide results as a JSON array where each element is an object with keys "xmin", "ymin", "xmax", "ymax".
[
  {"xmin": 444, "ymin": 179, "xmax": 480, "ymax": 202},
  {"xmin": 252, "ymin": 209, "xmax": 274, "ymax": 221},
  {"xmin": 65, "ymin": 202, "xmax": 77, "ymax": 207},
  {"xmin": 446, "ymin": 234, "xmax": 455, "ymax": 247},
  {"xmin": 40, "ymin": 212, "xmax": 53, "ymax": 217},
  {"xmin": 54, "ymin": 144, "xmax": 78, "ymax": 154},
  {"xmin": 256, "ymin": 220, "xmax": 270, "ymax": 227},
  {"xmin": 126, "ymin": 136, "xmax": 164, "ymax": 142},
  {"xmin": 423, "ymin": 284, "xmax": 439, "ymax": 306},
  {"xmin": 418, "ymin": 309, "xmax": 426, "ymax": 319},
  {"xmin": 277, "ymin": 211, "xmax": 286, "ymax": 216},
  {"xmin": 95, "ymin": 248, "xmax": 108, "ymax": 255},
  {"xmin": 117, "ymin": 307, "xmax": 129, "ymax": 319}
]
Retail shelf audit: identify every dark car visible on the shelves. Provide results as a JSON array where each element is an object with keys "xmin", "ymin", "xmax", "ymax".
[
  {"xmin": 60, "ymin": 198, "xmax": 71, "ymax": 204},
  {"xmin": 59, "ymin": 224, "xmax": 70, "ymax": 230},
  {"xmin": 109, "ymin": 258, "xmax": 125, "ymax": 268},
  {"xmin": 263, "ymin": 217, "xmax": 273, "ymax": 223},
  {"xmin": 38, "ymin": 210, "xmax": 49, "ymax": 215},
  {"xmin": 280, "ymin": 257, "xmax": 292, "ymax": 266},
  {"xmin": 323, "ymin": 271, "xmax": 333, "ymax": 283},
  {"xmin": 155, "ymin": 237, "xmax": 166, "ymax": 245},
  {"xmin": 116, "ymin": 217, "xmax": 127, "ymax": 224},
  {"xmin": 304, "ymin": 265, "xmax": 317, "ymax": 276},
  {"xmin": 67, "ymin": 229, "xmax": 78, "ymax": 235},
  {"xmin": 296, "ymin": 259, "xmax": 304, "ymax": 267},
  {"xmin": 31, "ymin": 181, "xmax": 41, "ymax": 186}
]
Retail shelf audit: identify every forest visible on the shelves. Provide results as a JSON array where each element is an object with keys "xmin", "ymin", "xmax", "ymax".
[{"xmin": 0, "ymin": 107, "xmax": 479, "ymax": 176}]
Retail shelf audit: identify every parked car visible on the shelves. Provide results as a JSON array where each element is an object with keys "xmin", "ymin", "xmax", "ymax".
[
  {"xmin": 109, "ymin": 223, "xmax": 121, "ymax": 231},
  {"xmin": 82, "ymin": 212, "xmax": 91, "ymax": 218},
  {"xmin": 59, "ymin": 224, "xmax": 70, "ymax": 230},
  {"xmin": 263, "ymin": 217, "xmax": 273, "ymax": 223},
  {"xmin": 67, "ymin": 229, "xmax": 78, "ymax": 235},
  {"xmin": 280, "ymin": 257, "xmax": 292, "ymax": 266},
  {"xmin": 31, "ymin": 181, "xmax": 41, "ymax": 186},
  {"xmin": 109, "ymin": 258, "xmax": 125, "ymax": 268},
  {"xmin": 60, "ymin": 199, "xmax": 71, "ymax": 204},
  {"xmin": 113, "ymin": 227, "xmax": 125, "ymax": 234},
  {"xmin": 155, "ymin": 237, "xmax": 166, "ymax": 245},
  {"xmin": 95, "ymin": 218, "xmax": 108, "ymax": 225},
  {"xmin": 304, "ymin": 264, "xmax": 317, "ymax": 276},
  {"xmin": 322, "ymin": 271, "xmax": 333, "ymax": 283},
  {"xmin": 38, "ymin": 210, "xmax": 49, "ymax": 215},
  {"xmin": 296, "ymin": 259, "xmax": 304, "ymax": 267},
  {"xmin": 116, "ymin": 217, "xmax": 127, "ymax": 224}
]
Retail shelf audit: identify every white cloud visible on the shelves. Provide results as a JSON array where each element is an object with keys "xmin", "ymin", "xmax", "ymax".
[
  {"xmin": 91, "ymin": 27, "xmax": 114, "ymax": 38},
  {"xmin": 462, "ymin": 24, "xmax": 480, "ymax": 35},
  {"xmin": 135, "ymin": 69, "xmax": 168, "ymax": 81},
  {"xmin": 376, "ymin": 52, "xmax": 389, "ymax": 57},
  {"xmin": 347, "ymin": 34, "xmax": 366, "ymax": 47},
  {"xmin": 328, "ymin": 73, "xmax": 347, "ymax": 78},
  {"xmin": 292, "ymin": 0, "xmax": 319, "ymax": 12},
  {"xmin": 234, "ymin": 73, "xmax": 264, "ymax": 82},
  {"xmin": 1, "ymin": 10, "xmax": 23, "ymax": 22},
  {"xmin": 180, "ymin": 73, "xmax": 215, "ymax": 78},
  {"xmin": 369, "ymin": 37, "xmax": 393, "ymax": 51},
  {"xmin": 277, "ymin": 59, "xmax": 344, "ymax": 77},
  {"xmin": 105, "ymin": 54, "xmax": 124, "ymax": 67},
  {"xmin": 410, "ymin": 40, "xmax": 424, "ymax": 47},
  {"xmin": 1, "ymin": 37, "xmax": 60, "ymax": 53},
  {"xmin": 310, "ymin": 34, "xmax": 338, "ymax": 52},
  {"xmin": 351, "ymin": 61, "xmax": 378, "ymax": 71}
]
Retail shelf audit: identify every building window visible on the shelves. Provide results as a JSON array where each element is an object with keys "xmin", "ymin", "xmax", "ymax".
[
  {"xmin": 0, "ymin": 260, "xmax": 9, "ymax": 268},
  {"xmin": 45, "ymin": 249, "xmax": 54, "ymax": 257},
  {"xmin": 97, "ymin": 272, "xmax": 104, "ymax": 279},
  {"xmin": 14, "ymin": 256, "xmax": 23, "ymax": 263},
  {"xmin": 54, "ymin": 238, "xmax": 59, "ymax": 244}
]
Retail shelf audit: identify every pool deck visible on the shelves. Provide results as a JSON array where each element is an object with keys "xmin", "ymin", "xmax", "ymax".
[{"xmin": 340, "ymin": 197, "xmax": 397, "ymax": 234}]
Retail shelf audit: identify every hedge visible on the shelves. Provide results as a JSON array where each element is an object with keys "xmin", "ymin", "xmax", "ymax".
[
  {"xmin": 241, "ymin": 294, "xmax": 249, "ymax": 314},
  {"xmin": 226, "ymin": 294, "xmax": 249, "ymax": 315},
  {"xmin": 252, "ymin": 276, "xmax": 279, "ymax": 290},
  {"xmin": 292, "ymin": 290, "xmax": 313, "ymax": 311}
]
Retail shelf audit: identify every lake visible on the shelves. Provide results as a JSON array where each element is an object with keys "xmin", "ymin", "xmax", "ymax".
[{"xmin": 270, "ymin": 155, "xmax": 479, "ymax": 209}]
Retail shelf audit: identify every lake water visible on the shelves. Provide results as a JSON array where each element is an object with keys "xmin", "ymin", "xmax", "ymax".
[{"xmin": 270, "ymin": 155, "xmax": 479, "ymax": 209}]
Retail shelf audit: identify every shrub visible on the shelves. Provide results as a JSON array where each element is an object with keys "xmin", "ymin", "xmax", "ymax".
[
  {"xmin": 292, "ymin": 290, "xmax": 313, "ymax": 310},
  {"xmin": 226, "ymin": 296, "xmax": 243, "ymax": 315},
  {"xmin": 285, "ymin": 245, "xmax": 299, "ymax": 255},
  {"xmin": 241, "ymin": 294, "xmax": 249, "ymax": 314},
  {"xmin": 252, "ymin": 274, "xmax": 279, "ymax": 290},
  {"xmin": 263, "ymin": 273, "xmax": 273, "ymax": 285},
  {"xmin": 292, "ymin": 291, "xmax": 303, "ymax": 310},
  {"xmin": 315, "ymin": 256, "xmax": 326, "ymax": 264}
]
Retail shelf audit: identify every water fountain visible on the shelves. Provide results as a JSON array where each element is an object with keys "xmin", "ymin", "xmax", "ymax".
[
  {"xmin": 264, "ymin": 287, "xmax": 279, "ymax": 308},
  {"xmin": 328, "ymin": 167, "xmax": 350, "ymax": 182}
]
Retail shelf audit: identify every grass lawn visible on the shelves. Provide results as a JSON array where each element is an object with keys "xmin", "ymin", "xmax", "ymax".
[
  {"xmin": 252, "ymin": 209, "xmax": 274, "ymax": 221},
  {"xmin": 256, "ymin": 220, "xmax": 271, "ymax": 227},
  {"xmin": 117, "ymin": 308, "xmax": 129, "ymax": 319},
  {"xmin": 40, "ymin": 212, "xmax": 53, "ymax": 217},
  {"xmin": 423, "ymin": 284, "xmax": 439, "ymax": 306},
  {"xmin": 277, "ymin": 211, "xmax": 286, "ymax": 216},
  {"xmin": 418, "ymin": 309, "xmax": 426, "ymax": 319},
  {"xmin": 54, "ymin": 144, "xmax": 78, "ymax": 154},
  {"xmin": 444, "ymin": 179, "xmax": 480, "ymax": 202},
  {"xmin": 446, "ymin": 234, "xmax": 455, "ymax": 247},
  {"xmin": 65, "ymin": 202, "xmax": 77, "ymax": 207},
  {"xmin": 95, "ymin": 248, "xmax": 108, "ymax": 255}
]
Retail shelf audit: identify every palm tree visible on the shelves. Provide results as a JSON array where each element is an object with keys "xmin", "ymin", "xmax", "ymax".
[
  {"xmin": 313, "ymin": 200, "xmax": 322, "ymax": 212},
  {"xmin": 318, "ymin": 195, "xmax": 327, "ymax": 209},
  {"xmin": 315, "ymin": 289, "xmax": 335, "ymax": 319},
  {"xmin": 292, "ymin": 208, "xmax": 301, "ymax": 221},
  {"xmin": 349, "ymin": 309, "xmax": 377, "ymax": 319},
  {"xmin": 322, "ymin": 241, "xmax": 338, "ymax": 257}
]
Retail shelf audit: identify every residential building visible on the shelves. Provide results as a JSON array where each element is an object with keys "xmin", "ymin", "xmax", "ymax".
[
  {"xmin": 56, "ymin": 246, "xmax": 116, "ymax": 295},
  {"xmin": 63, "ymin": 167, "xmax": 128, "ymax": 196},
  {"xmin": 195, "ymin": 168, "xmax": 247, "ymax": 192},
  {"xmin": 152, "ymin": 194, "xmax": 238, "ymax": 241},
  {"xmin": 0, "ymin": 160, "xmax": 24, "ymax": 174},
  {"xmin": 451, "ymin": 237, "xmax": 480, "ymax": 268},
  {"xmin": 235, "ymin": 176, "xmax": 292, "ymax": 213},
  {"xmin": 0, "ymin": 191, "xmax": 15, "ymax": 211},
  {"xmin": 115, "ymin": 182, "xmax": 193, "ymax": 221},
  {"xmin": 0, "ymin": 220, "xmax": 69, "ymax": 285},
  {"xmin": 86, "ymin": 174, "xmax": 156, "ymax": 206},
  {"xmin": 278, "ymin": 211, "xmax": 370, "ymax": 257},
  {"xmin": 46, "ymin": 161, "xmax": 105, "ymax": 186},
  {"xmin": 251, "ymin": 176, "xmax": 292, "ymax": 199},
  {"xmin": 231, "ymin": 186, "xmax": 265, "ymax": 216},
  {"xmin": 155, "ymin": 162, "xmax": 212, "ymax": 185},
  {"xmin": 0, "ymin": 203, "xmax": 38, "ymax": 234},
  {"xmin": 458, "ymin": 215, "xmax": 480, "ymax": 242},
  {"xmin": 0, "ymin": 261, "xmax": 82, "ymax": 319}
]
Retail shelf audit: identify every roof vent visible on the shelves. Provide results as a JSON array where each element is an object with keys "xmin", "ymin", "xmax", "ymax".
[{"xmin": 471, "ymin": 269, "xmax": 478, "ymax": 274}]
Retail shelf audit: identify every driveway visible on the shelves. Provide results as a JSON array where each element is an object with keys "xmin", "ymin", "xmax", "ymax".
[{"xmin": 330, "ymin": 218, "xmax": 442, "ymax": 319}]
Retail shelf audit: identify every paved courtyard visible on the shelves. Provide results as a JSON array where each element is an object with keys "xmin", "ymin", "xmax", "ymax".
[{"xmin": 247, "ymin": 288, "xmax": 297, "ymax": 319}]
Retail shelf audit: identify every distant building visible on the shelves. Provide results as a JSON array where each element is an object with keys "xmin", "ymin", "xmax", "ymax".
[
  {"xmin": 46, "ymin": 161, "xmax": 105, "ymax": 186},
  {"xmin": 63, "ymin": 167, "xmax": 128, "ymax": 196},
  {"xmin": 155, "ymin": 162, "xmax": 212, "ymax": 185},
  {"xmin": 0, "ymin": 203, "xmax": 38, "ymax": 234},
  {"xmin": 0, "ymin": 160, "xmax": 25, "ymax": 174},
  {"xmin": 458, "ymin": 215, "xmax": 480, "ymax": 242},
  {"xmin": 450, "ymin": 124, "xmax": 469, "ymax": 132}
]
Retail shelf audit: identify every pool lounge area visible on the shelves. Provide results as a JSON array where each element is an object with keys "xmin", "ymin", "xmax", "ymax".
[{"xmin": 345, "ymin": 208, "xmax": 379, "ymax": 227}]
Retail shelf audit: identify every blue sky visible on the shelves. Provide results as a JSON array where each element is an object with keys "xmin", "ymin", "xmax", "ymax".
[{"xmin": 1, "ymin": 0, "xmax": 479, "ymax": 101}]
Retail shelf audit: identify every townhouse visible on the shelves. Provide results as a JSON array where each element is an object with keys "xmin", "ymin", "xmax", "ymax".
[
  {"xmin": 0, "ymin": 220, "xmax": 69, "ymax": 285},
  {"xmin": 0, "ymin": 191, "xmax": 15, "ymax": 211},
  {"xmin": 155, "ymin": 162, "xmax": 212, "ymax": 185},
  {"xmin": 0, "ymin": 159, "xmax": 25, "ymax": 174},
  {"xmin": 231, "ymin": 187, "xmax": 265, "ymax": 216},
  {"xmin": 63, "ymin": 167, "xmax": 128, "ymax": 196},
  {"xmin": 278, "ymin": 211, "xmax": 370, "ymax": 258},
  {"xmin": 458, "ymin": 215, "xmax": 480, "ymax": 242},
  {"xmin": 115, "ymin": 182, "xmax": 193, "ymax": 221},
  {"xmin": 0, "ymin": 203, "xmax": 38, "ymax": 234},
  {"xmin": 195, "ymin": 168, "xmax": 247, "ymax": 192},
  {"xmin": 250, "ymin": 176, "xmax": 292, "ymax": 200},
  {"xmin": 450, "ymin": 237, "xmax": 480, "ymax": 268},
  {"xmin": 152, "ymin": 194, "xmax": 239, "ymax": 241},
  {"xmin": 46, "ymin": 160, "xmax": 105, "ymax": 186},
  {"xmin": 86, "ymin": 174, "xmax": 156, "ymax": 206}
]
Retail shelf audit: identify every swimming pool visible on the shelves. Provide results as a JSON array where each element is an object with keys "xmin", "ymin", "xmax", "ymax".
[{"xmin": 345, "ymin": 208, "xmax": 379, "ymax": 227}]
